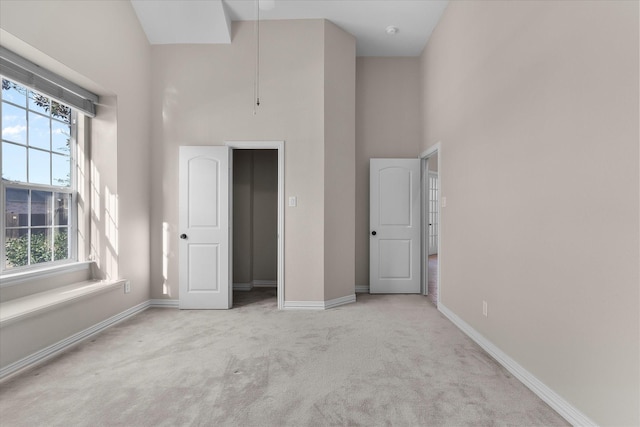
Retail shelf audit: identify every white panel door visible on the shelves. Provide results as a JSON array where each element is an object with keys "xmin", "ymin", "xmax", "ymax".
[
  {"xmin": 370, "ymin": 158, "xmax": 421, "ymax": 293},
  {"xmin": 179, "ymin": 146, "xmax": 231, "ymax": 309}
]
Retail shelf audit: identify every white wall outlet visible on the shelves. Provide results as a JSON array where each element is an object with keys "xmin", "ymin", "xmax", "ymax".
[
  {"xmin": 124, "ymin": 280, "xmax": 131, "ymax": 294},
  {"xmin": 482, "ymin": 300, "xmax": 488, "ymax": 317}
]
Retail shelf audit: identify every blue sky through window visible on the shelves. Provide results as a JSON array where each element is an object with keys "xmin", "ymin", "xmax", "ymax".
[
  {"xmin": 2, "ymin": 142, "xmax": 26, "ymax": 182},
  {"xmin": 2, "ymin": 79, "xmax": 71, "ymax": 187}
]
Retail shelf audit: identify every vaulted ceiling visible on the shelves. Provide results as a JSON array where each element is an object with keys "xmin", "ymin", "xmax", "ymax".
[{"xmin": 130, "ymin": 0, "xmax": 448, "ymax": 56}]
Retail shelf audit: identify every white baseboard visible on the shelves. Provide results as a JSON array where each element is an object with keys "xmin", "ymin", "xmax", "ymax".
[
  {"xmin": 0, "ymin": 300, "xmax": 150, "ymax": 381},
  {"xmin": 283, "ymin": 300, "xmax": 324, "ymax": 310},
  {"xmin": 233, "ymin": 283, "xmax": 253, "ymax": 291},
  {"xmin": 149, "ymin": 299, "xmax": 179, "ymax": 308},
  {"xmin": 438, "ymin": 304, "xmax": 597, "ymax": 427},
  {"xmin": 325, "ymin": 294, "xmax": 356, "ymax": 309},
  {"xmin": 233, "ymin": 281, "xmax": 276, "ymax": 291},
  {"xmin": 252, "ymin": 280, "xmax": 276, "ymax": 288},
  {"xmin": 355, "ymin": 285, "xmax": 369, "ymax": 293},
  {"xmin": 284, "ymin": 294, "xmax": 356, "ymax": 310}
]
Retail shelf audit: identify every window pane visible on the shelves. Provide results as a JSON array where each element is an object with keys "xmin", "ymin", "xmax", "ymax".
[
  {"xmin": 28, "ymin": 111, "xmax": 51, "ymax": 150},
  {"xmin": 30, "ymin": 228, "xmax": 53, "ymax": 265},
  {"xmin": 52, "ymin": 153, "xmax": 71, "ymax": 187},
  {"xmin": 29, "ymin": 148, "xmax": 50, "ymax": 185},
  {"xmin": 5, "ymin": 188, "xmax": 29, "ymax": 227},
  {"xmin": 28, "ymin": 90, "xmax": 50, "ymax": 116},
  {"xmin": 2, "ymin": 79, "xmax": 76, "ymax": 272},
  {"xmin": 54, "ymin": 192, "xmax": 69, "ymax": 225},
  {"xmin": 52, "ymin": 120, "xmax": 71, "ymax": 154},
  {"xmin": 54, "ymin": 227, "xmax": 68, "ymax": 261},
  {"xmin": 2, "ymin": 102, "xmax": 27, "ymax": 144},
  {"xmin": 2, "ymin": 79, "xmax": 27, "ymax": 107},
  {"xmin": 5, "ymin": 228, "xmax": 28, "ymax": 268},
  {"xmin": 51, "ymin": 101, "xmax": 71, "ymax": 124},
  {"xmin": 31, "ymin": 190, "xmax": 52, "ymax": 226},
  {"xmin": 2, "ymin": 142, "xmax": 27, "ymax": 182}
]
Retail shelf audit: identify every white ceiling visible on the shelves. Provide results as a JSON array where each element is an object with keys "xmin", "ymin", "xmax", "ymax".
[{"xmin": 131, "ymin": 0, "xmax": 448, "ymax": 56}]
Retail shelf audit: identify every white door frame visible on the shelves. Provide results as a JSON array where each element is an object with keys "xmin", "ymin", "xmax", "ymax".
[
  {"xmin": 225, "ymin": 141, "xmax": 285, "ymax": 309},
  {"xmin": 419, "ymin": 142, "xmax": 441, "ymax": 304}
]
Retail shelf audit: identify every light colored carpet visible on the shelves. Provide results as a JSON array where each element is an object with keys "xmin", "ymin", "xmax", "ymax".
[{"xmin": 0, "ymin": 290, "xmax": 568, "ymax": 426}]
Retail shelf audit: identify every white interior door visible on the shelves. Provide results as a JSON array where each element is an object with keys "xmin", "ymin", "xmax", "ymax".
[
  {"xmin": 179, "ymin": 146, "xmax": 231, "ymax": 309},
  {"xmin": 370, "ymin": 158, "xmax": 421, "ymax": 293}
]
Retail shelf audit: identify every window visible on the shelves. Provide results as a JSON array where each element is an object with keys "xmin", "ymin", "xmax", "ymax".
[{"xmin": 1, "ymin": 77, "xmax": 77, "ymax": 271}]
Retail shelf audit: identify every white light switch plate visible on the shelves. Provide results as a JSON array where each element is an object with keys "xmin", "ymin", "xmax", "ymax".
[{"xmin": 288, "ymin": 196, "xmax": 297, "ymax": 207}]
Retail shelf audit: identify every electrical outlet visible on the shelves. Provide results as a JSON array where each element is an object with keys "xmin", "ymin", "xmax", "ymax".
[
  {"xmin": 124, "ymin": 281, "xmax": 131, "ymax": 294},
  {"xmin": 482, "ymin": 300, "xmax": 488, "ymax": 317}
]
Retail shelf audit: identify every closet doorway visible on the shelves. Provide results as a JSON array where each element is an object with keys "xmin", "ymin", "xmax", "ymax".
[{"xmin": 230, "ymin": 145, "xmax": 282, "ymax": 308}]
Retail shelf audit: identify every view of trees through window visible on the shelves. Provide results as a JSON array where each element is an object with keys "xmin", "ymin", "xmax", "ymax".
[{"xmin": 2, "ymin": 78, "xmax": 74, "ymax": 270}]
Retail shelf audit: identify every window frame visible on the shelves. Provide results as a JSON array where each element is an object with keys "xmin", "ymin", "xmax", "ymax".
[{"xmin": 1, "ymin": 78, "xmax": 79, "ymax": 274}]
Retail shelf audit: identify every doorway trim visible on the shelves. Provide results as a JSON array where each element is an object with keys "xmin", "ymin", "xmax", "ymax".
[
  {"xmin": 419, "ymin": 142, "xmax": 441, "ymax": 305},
  {"xmin": 225, "ymin": 141, "xmax": 285, "ymax": 309}
]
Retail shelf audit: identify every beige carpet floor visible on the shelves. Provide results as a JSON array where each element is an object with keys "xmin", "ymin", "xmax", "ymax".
[{"xmin": 0, "ymin": 290, "xmax": 568, "ymax": 426}]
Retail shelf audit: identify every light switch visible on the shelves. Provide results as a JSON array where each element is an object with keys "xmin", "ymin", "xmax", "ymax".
[
  {"xmin": 441, "ymin": 196, "xmax": 447, "ymax": 208},
  {"xmin": 288, "ymin": 196, "xmax": 297, "ymax": 207}
]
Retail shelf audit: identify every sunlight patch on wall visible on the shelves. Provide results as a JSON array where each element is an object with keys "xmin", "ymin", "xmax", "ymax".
[
  {"xmin": 162, "ymin": 222, "xmax": 171, "ymax": 296},
  {"xmin": 105, "ymin": 186, "xmax": 118, "ymax": 250}
]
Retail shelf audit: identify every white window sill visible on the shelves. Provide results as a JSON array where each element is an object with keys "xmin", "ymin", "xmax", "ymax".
[
  {"xmin": 0, "ymin": 261, "xmax": 92, "ymax": 288},
  {"xmin": 0, "ymin": 278, "xmax": 125, "ymax": 327}
]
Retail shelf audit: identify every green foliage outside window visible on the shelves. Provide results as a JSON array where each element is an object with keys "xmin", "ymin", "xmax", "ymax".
[
  {"xmin": 1, "ymin": 79, "xmax": 72, "ymax": 122},
  {"xmin": 5, "ymin": 231, "xmax": 68, "ymax": 267}
]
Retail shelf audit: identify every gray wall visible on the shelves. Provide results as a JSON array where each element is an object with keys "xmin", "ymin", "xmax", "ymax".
[
  {"xmin": 420, "ymin": 1, "xmax": 639, "ymax": 425},
  {"xmin": 149, "ymin": 20, "xmax": 356, "ymax": 303},
  {"xmin": 355, "ymin": 57, "xmax": 422, "ymax": 290},
  {"xmin": 323, "ymin": 20, "xmax": 356, "ymax": 301}
]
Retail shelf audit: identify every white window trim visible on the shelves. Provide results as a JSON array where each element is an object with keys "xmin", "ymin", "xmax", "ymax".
[{"xmin": 1, "ymin": 80, "xmax": 80, "ymax": 275}]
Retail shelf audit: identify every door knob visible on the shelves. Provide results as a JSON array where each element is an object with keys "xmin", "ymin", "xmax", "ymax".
[
  {"xmin": 371, "ymin": 231, "xmax": 377, "ymax": 236},
  {"xmin": 180, "ymin": 234, "xmax": 187, "ymax": 240}
]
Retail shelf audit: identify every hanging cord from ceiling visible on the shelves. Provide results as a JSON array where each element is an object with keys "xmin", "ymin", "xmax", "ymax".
[{"xmin": 253, "ymin": 0, "xmax": 261, "ymax": 115}]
